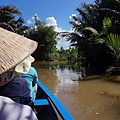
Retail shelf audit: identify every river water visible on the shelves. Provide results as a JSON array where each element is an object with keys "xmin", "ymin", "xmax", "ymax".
[{"xmin": 33, "ymin": 61, "xmax": 120, "ymax": 120}]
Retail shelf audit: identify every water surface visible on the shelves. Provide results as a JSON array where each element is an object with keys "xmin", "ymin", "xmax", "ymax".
[{"xmin": 33, "ymin": 61, "xmax": 120, "ymax": 120}]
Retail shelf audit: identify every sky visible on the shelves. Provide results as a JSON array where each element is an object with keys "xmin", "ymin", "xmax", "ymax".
[{"xmin": 1, "ymin": 0, "xmax": 94, "ymax": 49}]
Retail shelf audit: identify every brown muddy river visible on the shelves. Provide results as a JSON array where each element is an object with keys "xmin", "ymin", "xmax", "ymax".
[{"xmin": 33, "ymin": 61, "xmax": 120, "ymax": 120}]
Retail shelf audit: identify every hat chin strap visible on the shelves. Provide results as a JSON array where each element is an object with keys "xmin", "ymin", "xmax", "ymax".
[
  {"xmin": 10, "ymin": 69, "xmax": 15, "ymax": 80},
  {"xmin": 0, "ymin": 68, "xmax": 16, "ymax": 86}
]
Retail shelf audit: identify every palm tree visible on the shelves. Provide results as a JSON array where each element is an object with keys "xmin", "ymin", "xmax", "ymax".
[
  {"xmin": 103, "ymin": 33, "xmax": 120, "ymax": 76},
  {"xmin": 9, "ymin": 17, "xmax": 29, "ymax": 35},
  {"xmin": 83, "ymin": 17, "xmax": 120, "ymax": 72},
  {"xmin": 95, "ymin": 0, "xmax": 120, "ymax": 34},
  {"xmin": 58, "ymin": 0, "xmax": 120, "ymax": 72},
  {"xmin": 58, "ymin": 2, "xmax": 104, "ymax": 64},
  {"xmin": 105, "ymin": 33, "xmax": 120, "ymax": 67},
  {"xmin": 0, "ymin": 5, "xmax": 29, "ymax": 35},
  {"xmin": 0, "ymin": 5, "xmax": 21, "ymax": 31},
  {"xmin": 28, "ymin": 18, "xmax": 57, "ymax": 61}
]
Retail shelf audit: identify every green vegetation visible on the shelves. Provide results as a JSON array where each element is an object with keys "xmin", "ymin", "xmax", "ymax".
[
  {"xmin": 0, "ymin": 0, "xmax": 120, "ymax": 76},
  {"xmin": 0, "ymin": 5, "xmax": 29, "ymax": 34},
  {"xmin": 26, "ymin": 14, "xmax": 57, "ymax": 61},
  {"xmin": 58, "ymin": 0, "xmax": 120, "ymax": 75}
]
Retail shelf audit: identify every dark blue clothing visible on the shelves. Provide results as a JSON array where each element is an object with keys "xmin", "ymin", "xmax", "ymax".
[{"xmin": 0, "ymin": 77, "xmax": 30, "ymax": 103}]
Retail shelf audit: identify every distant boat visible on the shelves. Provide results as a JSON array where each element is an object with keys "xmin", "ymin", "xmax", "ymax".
[{"xmin": 34, "ymin": 80, "xmax": 74, "ymax": 120}]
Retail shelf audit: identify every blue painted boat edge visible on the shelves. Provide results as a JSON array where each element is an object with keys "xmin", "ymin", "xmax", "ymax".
[
  {"xmin": 34, "ymin": 99, "xmax": 49, "ymax": 106},
  {"xmin": 37, "ymin": 80, "xmax": 74, "ymax": 120}
]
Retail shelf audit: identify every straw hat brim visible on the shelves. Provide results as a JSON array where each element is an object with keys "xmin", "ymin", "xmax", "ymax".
[
  {"xmin": 26, "ymin": 55, "xmax": 35, "ymax": 63},
  {"xmin": 15, "ymin": 56, "xmax": 35, "ymax": 74},
  {"xmin": 0, "ymin": 27, "xmax": 38, "ymax": 75}
]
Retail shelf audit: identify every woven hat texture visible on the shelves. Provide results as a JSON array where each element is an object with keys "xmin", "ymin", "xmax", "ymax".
[{"xmin": 0, "ymin": 27, "xmax": 38, "ymax": 75}]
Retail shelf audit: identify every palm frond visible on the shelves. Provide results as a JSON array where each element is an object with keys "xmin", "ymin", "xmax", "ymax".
[
  {"xmin": 105, "ymin": 33, "xmax": 120, "ymax": 57},
  {"xmin": 82, "ymin": 27, "xmax": 99, "ymax": 35}
]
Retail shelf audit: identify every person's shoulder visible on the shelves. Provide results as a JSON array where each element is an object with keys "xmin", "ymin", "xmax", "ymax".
[
  {"xmin": 0, "ymin": 96, "xmax": 11, "ymax": 103},
  {"xmin": 13, "ymin": 76, "xmax": 26, "ymax": 81},
  {"xmin": 31, "ymin": 66, "xmax": 36, "ymax": 70},
  {"xmin": 30, "ymin": 67, "xmax": 37, "ymax": 72},
  {"xmin": 13, "ymin": 77, "xmax": 28, "ymax": 84},
  {"xmin": 0, "ymin": 96, "xmax": 38, "ymax": 120}
]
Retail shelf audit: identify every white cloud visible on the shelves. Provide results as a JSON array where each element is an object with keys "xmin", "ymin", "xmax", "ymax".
[
  {"xmin": 46, "ymin": 17, "xmax": 57, "ymax": 27},
  {"xmin": 27, "ymin": 19, "xmax": 32, "ymax": 24},
  {"xmin": 27, "ymin": 15, "xmax": 71, "ymax": 49},
  {"xmin": 46, "ymin": 17, "xmax": 65, "ymax": 32},
  {"xmin": 45, "ymin": 16, "xmax": 71, "ymax": 49},
  {"xmin": 56, "ymin": 37, "xmax": 71, "ymax": 50}
]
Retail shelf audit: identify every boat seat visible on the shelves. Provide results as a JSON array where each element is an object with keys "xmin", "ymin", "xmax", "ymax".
[{"xmin": 34, "ymin": 99, "xmax": 49, "ymax": 106}]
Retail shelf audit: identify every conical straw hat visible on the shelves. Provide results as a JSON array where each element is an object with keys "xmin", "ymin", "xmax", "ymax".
[{"xmin": 0, "ymin": 27, "xmax": 38, "ymax": 75}]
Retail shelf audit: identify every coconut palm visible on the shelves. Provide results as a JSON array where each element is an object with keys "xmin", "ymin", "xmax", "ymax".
[
  {"xmin": 83, "ymin": 17, "xmax": 120, "ymax": 72},
  {"xmin": 105, "ymin": 33, "xmax": 120, "ymax": 76},
  {"xmin": 0, "ymin": 5, "xmax": 21, "ymax": 31},
  {"xmin": 95, "ymin": 0, "xmax": 120, "ymax": 34},
  {"xmin": 105, "ymin": 33, "xmax": 120, "ymax": 64},
  {"xmin": 8, "ymin": 17, "xmax": 29, "ymax": 35},
  {"xmin": 0, "ymin": 5, "xmax": 29, "ymax": 35}
]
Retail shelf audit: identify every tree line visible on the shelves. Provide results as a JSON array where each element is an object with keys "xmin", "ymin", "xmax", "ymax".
[
  {"xmin": 0, "ymin": 0, "xmax": 120, "ymax": 76},
  {"xmin": 0, "ymin": 5, "xmax": 77, "ymax": 61},
  {"xmin": 58, "ymin": 0, "xmax": 120, "ymax": 75}
]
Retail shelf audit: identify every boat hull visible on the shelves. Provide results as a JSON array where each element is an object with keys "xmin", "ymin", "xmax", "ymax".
[{"xmin": 34, "ymin": 81, "xmax": 74, "ymax": 120}]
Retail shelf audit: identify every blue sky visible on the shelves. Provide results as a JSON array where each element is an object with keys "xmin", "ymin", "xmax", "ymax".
[{"xmin": 1, "ymin": 0, "xmax": 94, "ymax": 49}]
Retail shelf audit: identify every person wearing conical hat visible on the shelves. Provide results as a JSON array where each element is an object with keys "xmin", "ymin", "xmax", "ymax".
[
  {"xmin": 0, "ymin": 27, "xmax": 38, "ymax": 120},
  {"xmin": 0, "ymin": 27, "xmax": 38, "ymax": 104}
]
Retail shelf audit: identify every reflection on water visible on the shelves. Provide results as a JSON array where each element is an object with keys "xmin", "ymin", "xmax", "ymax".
[{"xmin": 33, "ymin": 61, "xmax": 120, "ymax": 120}]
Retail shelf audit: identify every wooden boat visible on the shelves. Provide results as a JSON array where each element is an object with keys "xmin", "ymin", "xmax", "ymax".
[{"xmin": 34, "ymin": 80, "xmax": 74, "ymax": 120}]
